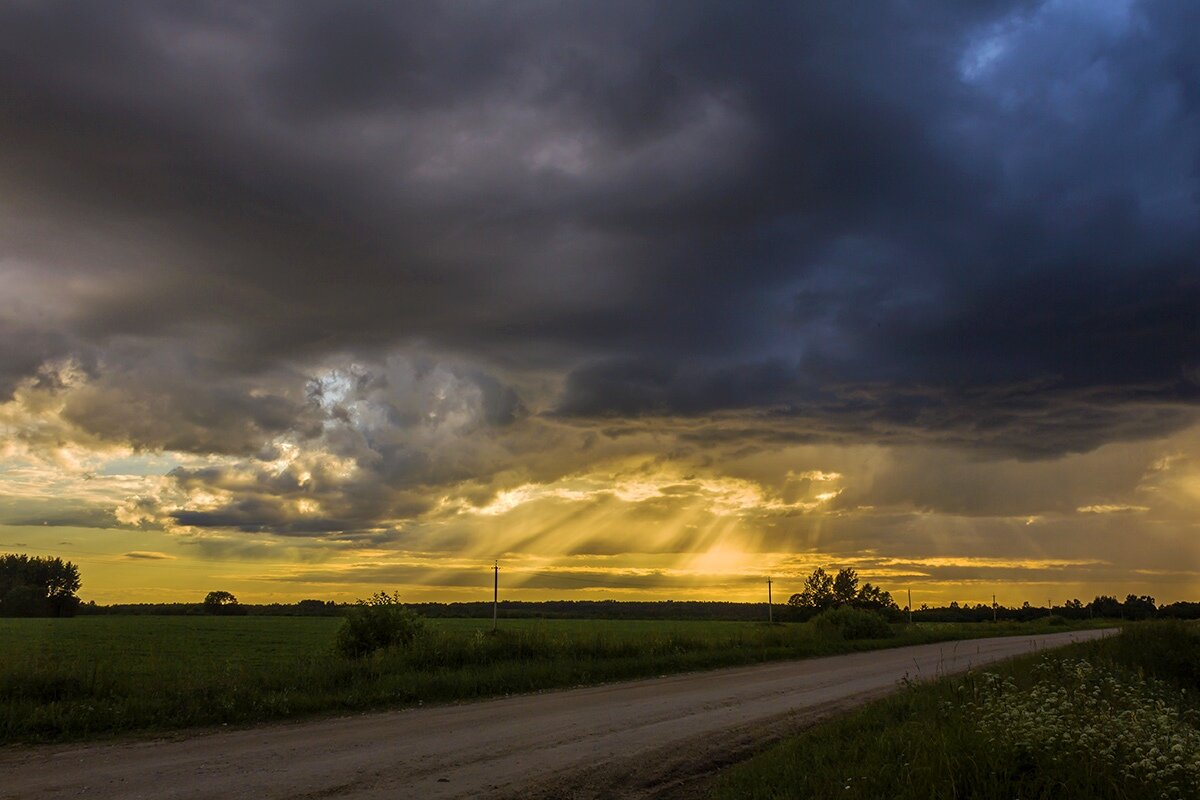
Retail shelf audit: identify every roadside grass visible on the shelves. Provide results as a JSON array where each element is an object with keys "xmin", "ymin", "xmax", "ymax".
[
  {"xmin": 711, "ymin": 620, "xmax": 1199, "ymax": 800},
  {"xmin": 0, "ymin": 615, "xmax": 1110, "ymax": 745}
]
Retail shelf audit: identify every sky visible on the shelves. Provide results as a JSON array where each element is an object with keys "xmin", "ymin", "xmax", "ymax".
[{"xmin": 1, "ymin": 0, "xmax": 1198, "ymax": 607}]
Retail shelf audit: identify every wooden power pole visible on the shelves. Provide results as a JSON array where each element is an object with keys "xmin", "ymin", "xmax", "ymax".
[
  {"xmin": 907, "ymin": 588, "xmax": 913, "ymax": 625},
  {"xmin": 492, "ymin": 560, "xmax": 499, "ymax": 632},
  {"xmin": 767, "ymin": 577, "xmax": 773, "ymax": 623}
]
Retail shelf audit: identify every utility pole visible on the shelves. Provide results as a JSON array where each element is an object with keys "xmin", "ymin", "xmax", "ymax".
[
  {"xmin": 992, "ymin": 593, "xmax": 997, "ymax": 623},
  {"xmin": 767, "ymin": 577, "xmax": 773, "ymax": 623},
  {"xmin": 907, "ymin": 588, "xmax": 913, "ymax": 625},
  {"xmin": 492, "ymin": 560, "xmax": 499, "ymax": 633}
]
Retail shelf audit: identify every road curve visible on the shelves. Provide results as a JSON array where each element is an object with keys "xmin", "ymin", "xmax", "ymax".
[{"xmin": 0, "ymin": 629, "xmax": 1113, "ymax": 800}]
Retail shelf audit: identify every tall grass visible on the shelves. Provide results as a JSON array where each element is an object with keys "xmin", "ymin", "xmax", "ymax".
[
  {"xmin": 711, "ymin": 621, "xmax": 1198, "ymax": 800},
  {"xmin": 0, "ymin": 615, "xmax": 1107, "ymax": 744}
]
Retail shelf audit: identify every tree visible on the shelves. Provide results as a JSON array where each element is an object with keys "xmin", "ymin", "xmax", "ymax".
[
  {"xmin": 832, "ymin": 568, "xmax": 859, "ymax": 606},
  {"xmin": 296, "ymin": 599, "xmax": 336, "ymax": 615},
  {"xmin": 788, "ymin": 567, "xmax": 836, "ymax": 612},
  {"xmin": 1090, "ymin": 595, "xmax": 1123, "ymax": 618},
  {"xmin": 0, "ymin": 554, "xmax": 81, "ymax": 617},
  {"xmin": 790, "ymin": 567, "xmax": 899, "ymax": 619},
  {"xmin": 853, "ymin": 582, "xmax": 897, "ymax": 614},
  {"xmin": 1122, "ymin": 594, "xmax": 1157, "ymax": 620},
  {"xmin": 202, "ymin": 590, "xmax": 246, "ymax": 615},
  {"xmin": 1159, "ymin": 601, "xmax": 1200, "ymax": 620}
]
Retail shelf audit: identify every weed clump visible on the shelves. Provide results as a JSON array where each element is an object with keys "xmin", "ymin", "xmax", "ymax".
[
  {"xmin": 1107, "ymin": 619, "xmax": 1200, "ymax": 691},
  {"xmin": 968, "ymin": 657, "xmax": 1200, "ymax": 797},
  {"xmin": 336, "ymin": 592, "xmax": 425, "ymax": 658}
]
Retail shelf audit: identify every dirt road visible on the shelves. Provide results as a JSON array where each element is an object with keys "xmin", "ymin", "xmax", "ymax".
[{"xmin": 0, "ymin": 628, "xmax": 1112, "ymax": 800}]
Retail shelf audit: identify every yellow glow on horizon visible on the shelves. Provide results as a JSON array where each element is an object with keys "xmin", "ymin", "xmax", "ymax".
[{"xmin": 3, "ymin": 402, "xmax": 1200, "ymax": 608}]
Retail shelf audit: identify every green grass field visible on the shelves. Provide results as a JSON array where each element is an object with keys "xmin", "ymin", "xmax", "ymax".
[
  {"xmin": 711, "ymin": 621, "xmax": 1200, "ymax": 800},
  {"xmin": 0, "ymin": 615, "xmax": 1110, "ymax": 745}
]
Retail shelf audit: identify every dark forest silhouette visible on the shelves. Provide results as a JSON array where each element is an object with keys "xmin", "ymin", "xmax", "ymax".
[{"xmin": 0, "ymin": 554, "xmax": 81, "ymax": 617}]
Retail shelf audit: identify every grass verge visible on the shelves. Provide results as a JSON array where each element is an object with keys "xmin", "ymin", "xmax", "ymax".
[
  {"xmin": 710, "ymin": 620, "xmax": 1199, "ymax": 800},
  {"xmin": 0, "ymin": 615, "xmax": 1111, "ymax": 745}
]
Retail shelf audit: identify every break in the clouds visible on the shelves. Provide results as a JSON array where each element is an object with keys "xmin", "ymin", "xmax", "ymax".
[{"xmin": 1, "ymin": 1, "xmax": 1199, "ymax": 602}]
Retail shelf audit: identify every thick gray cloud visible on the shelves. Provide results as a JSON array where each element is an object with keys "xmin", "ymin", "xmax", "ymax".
[{"xmin": 0, "ymin": 0, "xmax": 1197, "ymax": 469}]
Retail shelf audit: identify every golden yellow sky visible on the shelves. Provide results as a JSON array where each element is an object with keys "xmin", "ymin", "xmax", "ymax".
[{"xmin": 4, "ymin": 386, "xmax": 1198, "ymax": 607}]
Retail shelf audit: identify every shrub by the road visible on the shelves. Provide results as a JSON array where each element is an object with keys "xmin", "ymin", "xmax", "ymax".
[
  {"xmin": 812, "ymin": 606, "xmax": 893, "ymax": 640},
  {"xmin": 336, "ymin": 592, "xmax": 425, "ymax": 658}
]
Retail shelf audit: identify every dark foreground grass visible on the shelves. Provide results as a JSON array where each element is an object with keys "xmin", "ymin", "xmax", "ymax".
[
  {"xmin": 0, "ymin": 615, "xmax": 1108, "ymax": 745},
  {"xmin": 711, "ymin": 621, "xmax": 1200, "ymax": 800}
]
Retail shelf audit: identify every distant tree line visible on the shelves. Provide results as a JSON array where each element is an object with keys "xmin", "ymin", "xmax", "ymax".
[
  {"xmin": 0, "ymin": 554, "xmax": 81, "ymax": 617},
  {"xmin": 906, "ymin": 593, "xmax": 1199, "ymax": 622},
  {"xmin": 79, "ymin": 596, "xmax": 342, "ymax": 617},
  {"xmin": 76, "ymin": 598, "xmax": 794, "ymax": 620},
  {"xmin": 59, "ymin": 595, "xmax": 1200, "ymax": 622},
  {"xmin": 71, "ymin": 593, "xmax": 1200, "ymax": 622},
  {"xmin": 14, "ymin": 550, "xmax": 1200, "ymax": 622},
  {"xmin": 408, "ymin": 599, "xmax": 798, "ymax": 621}
]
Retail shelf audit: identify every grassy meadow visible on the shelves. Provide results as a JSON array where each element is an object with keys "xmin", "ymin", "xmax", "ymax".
[
  {"xmin": 0, "ymin": 614, "xmax": 1109, "ymax": 745},
  {"xmin": 711, "ymin": 620, "xmax": 1199, "ymax": 800}
]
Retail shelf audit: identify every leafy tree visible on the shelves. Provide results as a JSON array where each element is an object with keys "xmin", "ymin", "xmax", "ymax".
[
  {"xmin": 202, "ymin": 590, "xmax": 246, "ymax": 615},
  {"xmin": 1090, "ymin": 595, "xmax": 1123, "ymax": 618},
  {"xmin": 1058, "ymin": 597, "xmax": 1088, "ymax": 620},
  {"xmin": 832, "ymin": 568, "xmax": 859, "ymax": 606},
  {"xmin": 854, "ymin": 582, "xmax": 898, "ymax": 614},
  {"xmin": 788, "ymin": 567, "xmax": 836, "ymax": 612},
  {"xmin": 0, "ymin": 554, "xmax": 81, "ymax": 617},
  {"xmin": 1122, "ymin": 594, "xmax": 1157, "ymax": 621},
  {"xmin": 789, "ymin": 567, "xmax": 899, "ymax": 619},
  {"xmin": 1159, "ymin": 601, "xmax": 1200, "ymax": 620}
]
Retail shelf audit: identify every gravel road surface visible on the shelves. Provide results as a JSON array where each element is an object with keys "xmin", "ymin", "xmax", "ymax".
[{"xmin": 0, "ymin": 628, "xmax": 1113, "ymax": 800}]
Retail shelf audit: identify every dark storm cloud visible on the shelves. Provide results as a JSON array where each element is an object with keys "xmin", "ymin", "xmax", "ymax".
[
  {"xmin": 564, "ymin": 364, "xmax": 1198, "ymax": 457},
  {"xmin": 0, "ymin": 322, "xmax": 67, "ymax": 400},
  {"xmin": 0, "ymin": 0, "xmax": 1197, "ymax": 459}
]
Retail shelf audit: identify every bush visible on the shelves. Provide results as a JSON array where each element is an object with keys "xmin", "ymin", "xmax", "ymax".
[
  {"xmin": 812, "ymin": 606, "xmax": 893, "ymax": 640},
  {"xmin": 336, "ymin": 592, "xmax": 425, "ymax": 658},
  {"xmin": 1045, "ymin": 614, "xmax": 1068, "ymax": 626}
]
